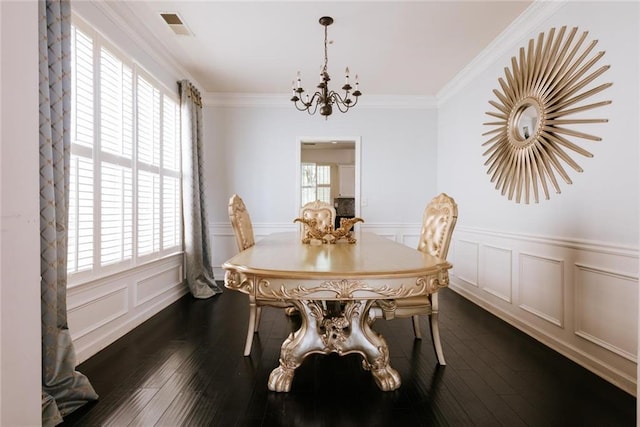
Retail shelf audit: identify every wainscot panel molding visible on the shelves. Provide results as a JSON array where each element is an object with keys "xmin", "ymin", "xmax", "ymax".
[
  {"xmin": 449, "ymin": 226, "xmax": 639, "ymax": 396},
  {"xmin": 210, "ymin": 222, "xmax": 422, "ymax": 278},
  {"xmin": 68, "ymin": 254, "xmax": 187, "ymax": 364},
  {"xmin": 519, "ymin": 252, "xmax": 564, "ymax": 328},
  {"xmin": 453, "ymin": 239, "xmax": 480, "ymax": 287},
  {"xmin": 481, "ymin": 244, "xmax": 512, "ymax": 303},
  {"xmin": 574, "ymin": 264, "xmax": 638, "ymax": 362}
]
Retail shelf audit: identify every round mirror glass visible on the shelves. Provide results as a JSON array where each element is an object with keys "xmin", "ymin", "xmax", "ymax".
[{"xmin": 515, "ymin": 104, "xmax": 539, "ymax": 140}]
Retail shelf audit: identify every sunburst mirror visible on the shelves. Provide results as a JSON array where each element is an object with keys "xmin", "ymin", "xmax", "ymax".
[{"xmin": 482, "ymin": 26, "xmax": 612, "ymax": 204}]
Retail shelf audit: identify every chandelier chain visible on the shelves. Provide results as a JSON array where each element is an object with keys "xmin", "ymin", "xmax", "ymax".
[{"xmin": 323, "ymin": 24, "xmax": 329, "ymax": 73}]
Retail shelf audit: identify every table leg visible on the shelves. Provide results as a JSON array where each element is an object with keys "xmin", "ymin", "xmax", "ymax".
[
  {"xmin": 268, "ymin": 300, "xmax": 324, "ymax": 392},
  {"xmin": 351, "ymin": 300, "xmax": 401, "ymax": 391},
  {"xmin": 267, "ymin": 299, "xmax": 401, "ymax": 392}
]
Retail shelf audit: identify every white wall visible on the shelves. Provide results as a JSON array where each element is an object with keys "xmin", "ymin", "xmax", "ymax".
[
  {"xmin": 0, "ymin": 1, "xmax": 41, "ymax": 424},
  {"xmin": 202, "ymin": 104, "xmax": 438, "ymax": 275},
  {"xmin": 438, "ymin": 1, "xmax": 639, "ymax": 394}
]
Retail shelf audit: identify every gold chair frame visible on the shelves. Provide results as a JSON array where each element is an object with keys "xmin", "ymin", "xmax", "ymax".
[
  {"xmin": 373, "ymin": 193, "xmax": 458, "ymax": 365},
  {"xmin": 228, "ymin": 194, "xmax": 292, "ymax": 356},
  {"xmin": 299, "ymin": 200, "xmax": 336, "ymax": 238}
]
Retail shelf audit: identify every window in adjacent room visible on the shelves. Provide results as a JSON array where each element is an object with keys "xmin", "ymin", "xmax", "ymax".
[{"xmin": 301, "ymin": 163, "xmax": 331, "ymax": 206}]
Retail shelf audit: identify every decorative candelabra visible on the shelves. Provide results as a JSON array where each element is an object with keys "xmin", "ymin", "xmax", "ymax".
[
  {"xmin": 294, "ymin": 217, "xmax": 364, "ymax": 244},
  {"xmin": 291, "ymin": 16, "xmax": 362, "ymax": 117}
]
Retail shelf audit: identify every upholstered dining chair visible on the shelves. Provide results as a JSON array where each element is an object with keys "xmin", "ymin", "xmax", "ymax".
[
  {"xmin": 228, "ymin": 194, "xmax": 292, "ymax": 356},
  {"xmin": 299, "ymin": 200, "xmax": 336, "ymax": 234},
  {"xmin": 373, "ymin": 193, "xmax": 458, "ymax": 365}
]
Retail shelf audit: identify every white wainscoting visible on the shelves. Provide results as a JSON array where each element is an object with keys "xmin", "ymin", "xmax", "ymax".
[
  {"xmin": 68, "ymin": 253, "xmax": 187, "ymax": 364},
  {"xmin": 449, "ymin": 226, "xmax": 639, "ymax": 396}
]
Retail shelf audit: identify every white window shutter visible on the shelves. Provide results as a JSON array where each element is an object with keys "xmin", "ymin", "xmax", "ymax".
[
  {"xmin": 137, "ymin": 170, "xmax": 160, "ymax": 256},
  {"xmin": 68, "ymin": 23, "xmax": 183, "ymax": 280}
]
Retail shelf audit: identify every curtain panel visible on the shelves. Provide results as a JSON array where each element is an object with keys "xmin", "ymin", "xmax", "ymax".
[
  {"xmin": 39, "ymin": 1, "xmax": 98, "ymax": 425},
  {"xmin": 179, "ymin": 80, "xmax": 222, "ymax": 298}
]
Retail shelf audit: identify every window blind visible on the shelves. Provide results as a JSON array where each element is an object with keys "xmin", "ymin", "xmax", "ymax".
[{"xmin": 68, "ymin": 21, "xmax": 182, "ymax": 281}]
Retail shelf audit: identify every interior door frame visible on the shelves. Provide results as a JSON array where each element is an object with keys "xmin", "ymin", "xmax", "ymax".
[{"xmin": 295, "ymin": 136, "xmax": 361, "ymax": 219}]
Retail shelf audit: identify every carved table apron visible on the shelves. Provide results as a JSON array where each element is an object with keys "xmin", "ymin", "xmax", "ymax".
[{"xmin": 222, "ymin": 231, "xmax": 451, "ymax": 392}]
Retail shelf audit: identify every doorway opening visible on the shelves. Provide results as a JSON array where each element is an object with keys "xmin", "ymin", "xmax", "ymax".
[{"xmin": 296, "ymin": 137, "xmax": 361, "ymax": 228}]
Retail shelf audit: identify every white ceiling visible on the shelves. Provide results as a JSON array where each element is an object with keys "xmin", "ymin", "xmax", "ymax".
[{"xmin": 122, "ymin": 1, "xmax": 532, "ymax": 97}]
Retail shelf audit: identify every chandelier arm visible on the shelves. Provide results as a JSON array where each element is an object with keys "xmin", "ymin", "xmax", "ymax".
[
  {"xmin": 308, "ymin": 91, "xmax": 322, "ymax": 108},
  {"xmin": 334, "ymin": 102, "xmax": 351, "ymax": 114},
  {"xmin": 347, "ymin": 95, "xmax": 360, "ymax": 108},
  {"xmin": 293, "ymin": 101, "xmax": 311, "ymax": 112},
  {"xmin": 293, "ymin": 91, "xmax": 322, "ymax": 112},
  {"xmin": 304, "ymin": 91, "xmax": 321, "ymax": 115},
  {"xmin": 328, "ymin": 91, "xmax": 352, "ymax": 113},
  {"xmin": 307, "ymin": 100, "xmax": 320, "ymax": 115}
]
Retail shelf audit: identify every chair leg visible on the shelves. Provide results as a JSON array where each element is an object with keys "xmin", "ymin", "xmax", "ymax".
[
  {"xmin": 244, "ymin": 302, "xmax": 258, "ymax": 356},
  {"xmin": 412, "ymin": 315, "xmax": 422, "ymax": 339},
  {"xmin": 255, "ymin": 306, "xmax": 262, "ymax": 332},
  {"xmin": 427, "ymin": 292, "xmax": 445, "ymax": 364},
  {"xmin": 429, "ymin": 313, "xmax": 446, "ymax": 365}
]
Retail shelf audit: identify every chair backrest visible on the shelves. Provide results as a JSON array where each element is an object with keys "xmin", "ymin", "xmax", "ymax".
[
  {"xmin": 228, "ymin": 194, "xmax": 255, "ymax": 252},
  {"xmin": 417, "ymin": 193, "xmax": 458, "ymax": 259},
  {"xmin": 300, "ymin": 200, "xmax": 336, "ymax": 233}
]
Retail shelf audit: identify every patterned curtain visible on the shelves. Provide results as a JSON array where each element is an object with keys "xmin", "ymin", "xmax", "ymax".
[
  {"xmin": 39, "ymin": 1, "xmax": 98, "ymax": 425},
  {"xmin": 179, "ymin": 80, "xmax": 223, "ymax": 298}
]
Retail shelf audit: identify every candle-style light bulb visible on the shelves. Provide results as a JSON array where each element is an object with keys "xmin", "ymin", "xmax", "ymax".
[
  {"xmin": 297, "ymin": 71, "xmax": 301, "ymax": 88},
  {"xmin": 305, "ymin": 94, "xmax": 310, "ymax": 105},
  {"xmin": 345, "ymin": 67, "xmax": 350, "ymax": 84},
  {"xmin": 355, "ymin": 74, "xmax": 359, "ymax": 89}
]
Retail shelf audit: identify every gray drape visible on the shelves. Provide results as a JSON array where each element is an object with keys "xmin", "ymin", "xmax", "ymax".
[
  {"xmin": 39, "ymin": 1, "xmax": 98, "ymax": 425},
  {"xmin": 179, "ymin": 80, "xmax": 222, "ymax": 298}
]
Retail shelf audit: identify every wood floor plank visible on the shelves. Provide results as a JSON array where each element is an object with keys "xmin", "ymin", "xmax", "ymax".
[{"xmin": 60, "ymin": 286, "xmax": 636, "ymax": 427}]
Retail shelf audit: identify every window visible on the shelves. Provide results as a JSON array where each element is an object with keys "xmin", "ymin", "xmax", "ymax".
[
  {"xmin": 301, "ymin": 163, "xmax": 331, "ymax": 206},
  {"xmin": 68, "ymin": 21, "xmax": 181, "ymax": 281}
]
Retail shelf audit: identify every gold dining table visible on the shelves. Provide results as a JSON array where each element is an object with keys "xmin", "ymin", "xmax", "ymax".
[{"xmin": 222, "ymin": 231, "xmax": 452, "ymax": 392}]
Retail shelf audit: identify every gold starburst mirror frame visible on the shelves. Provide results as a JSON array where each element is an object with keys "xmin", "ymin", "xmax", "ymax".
[{"xmin": 483, "ymin": 26, "xmax": 612, "ymax": 204}]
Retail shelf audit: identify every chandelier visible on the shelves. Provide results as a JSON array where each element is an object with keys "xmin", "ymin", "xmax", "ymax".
[{"xmin": 291, "ymin": 16, "xmax": 361, "ymax": 117}]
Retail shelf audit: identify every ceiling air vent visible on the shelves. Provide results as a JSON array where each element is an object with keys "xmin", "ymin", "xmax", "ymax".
[{"xmin": 160, "ymin": 13, "xmax": 191, "ymax": 36}]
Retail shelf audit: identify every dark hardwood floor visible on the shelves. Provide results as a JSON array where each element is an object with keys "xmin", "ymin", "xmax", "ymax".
[{"xmin": 61, "ymin": 284, "xmax": 636, "ymax": 426}]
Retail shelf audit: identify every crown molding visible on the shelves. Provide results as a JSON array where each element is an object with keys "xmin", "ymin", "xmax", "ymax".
[
  {"xmin": 202, "ymin": 93, "xmax": 436, "ymax": 109},
  {"xmin": 86, "ymin": 0, "xmax": 200, "ymax": 91},
  {"xmin": 436, "ymin": 0, "xmax": 567, "ymax": 106}
]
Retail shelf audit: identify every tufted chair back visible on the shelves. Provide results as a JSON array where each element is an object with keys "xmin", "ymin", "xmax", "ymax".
[
  {"xmin": 228, "ymin": 194, "xmax": 255, "ymax": 252},
  {"xmin": 417, "ymin": 193, "xmax": 458, "ymax": 259},
  {"xmin": 300, "ymin": 200, "xmax": 336, "ymax": 233}
]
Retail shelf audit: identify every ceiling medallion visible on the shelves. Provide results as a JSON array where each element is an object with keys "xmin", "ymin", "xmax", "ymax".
[
  {"xmin": 482, "ymin": 26, "xmax": 612, "ymax": 204},
  {"xmin": 291, "ymin": 16, "xmax": 361, "ymax": 117}
]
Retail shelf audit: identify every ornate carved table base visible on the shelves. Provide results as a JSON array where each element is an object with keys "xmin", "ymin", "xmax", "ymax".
[{"xmin": 267, "ymin": 299, "xmax": 401, "ymax": 392}]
